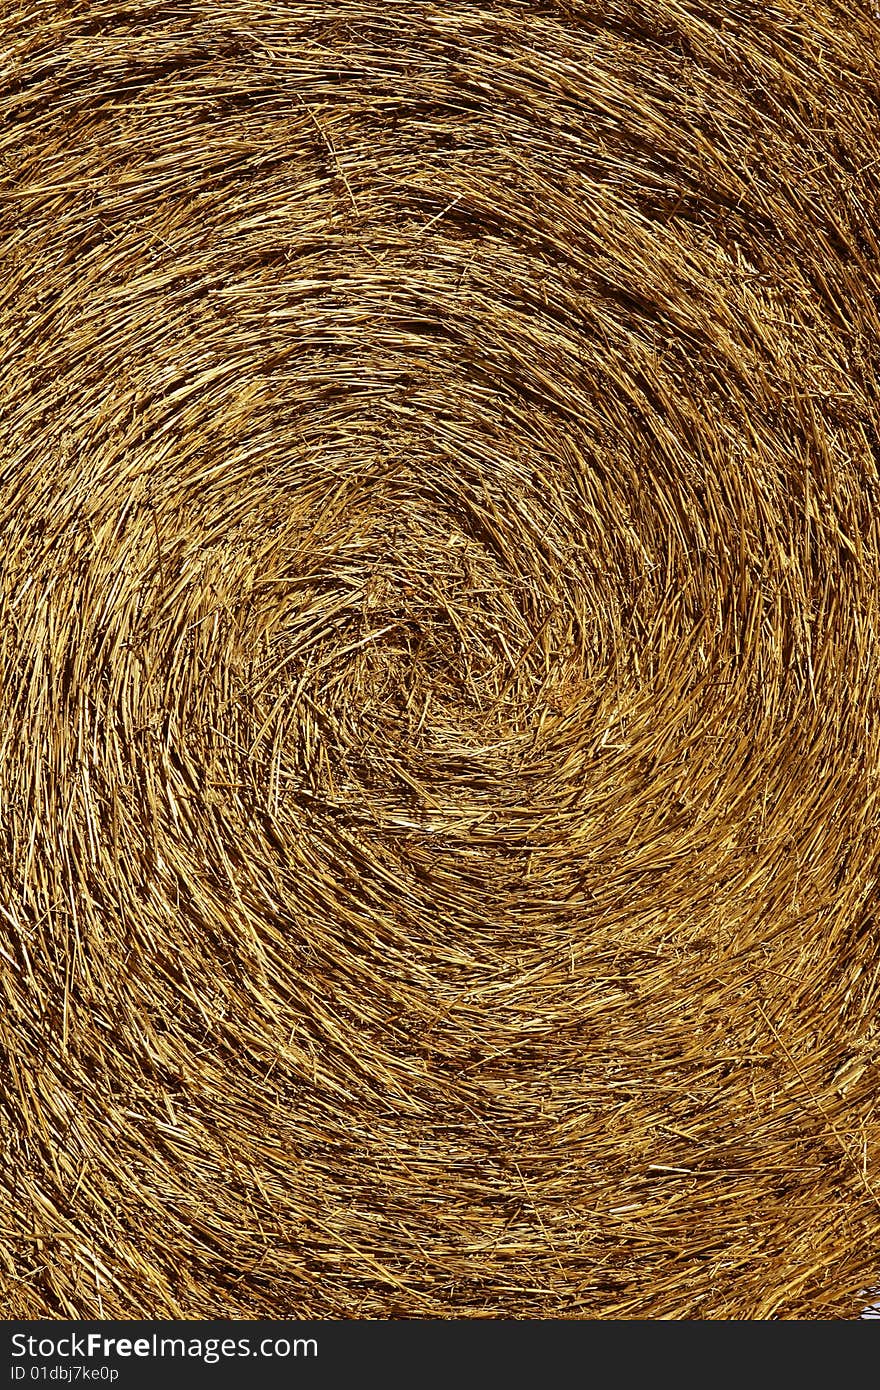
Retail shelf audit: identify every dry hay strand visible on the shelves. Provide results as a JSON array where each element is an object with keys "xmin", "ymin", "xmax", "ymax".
[{"xmin": 1, "ymin": 0, "xmax": 880, "ymax": 1321}]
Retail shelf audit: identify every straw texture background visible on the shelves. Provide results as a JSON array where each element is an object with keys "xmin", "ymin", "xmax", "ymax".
[{"xmin": 2, "ymin": 0, "xmax": 880, "ymax": 1319}]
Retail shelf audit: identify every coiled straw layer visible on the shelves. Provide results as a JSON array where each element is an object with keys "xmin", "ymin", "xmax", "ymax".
[{"xmin": 2, "ymin": 1, "xmax": 880, "ymax": 1318}]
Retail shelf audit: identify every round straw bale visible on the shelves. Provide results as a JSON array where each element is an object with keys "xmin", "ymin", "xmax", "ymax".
[{"xmin": 1, "ymin": 1, "xmax": 879, "ymax": 1319}]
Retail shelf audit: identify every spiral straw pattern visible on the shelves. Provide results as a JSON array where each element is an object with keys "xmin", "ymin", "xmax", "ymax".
[{"xmin": 2, "ymin": 1, "xmax": 880, "ymax": 1318}]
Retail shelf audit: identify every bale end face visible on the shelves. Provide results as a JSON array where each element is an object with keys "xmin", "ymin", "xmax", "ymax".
[{"xmin": 1, "ymin": 0, "xmax": 879, "ymax": 1320}]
